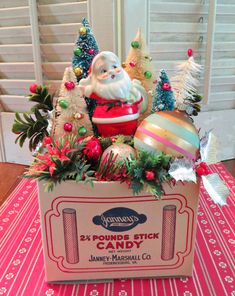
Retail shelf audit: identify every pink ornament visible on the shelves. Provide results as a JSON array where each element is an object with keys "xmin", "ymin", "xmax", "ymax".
[
  {"xmin": 29, "ymin": 83, "xmax": 38, "ymax": 93},
  {"xmin": 64, "ymin": 123, "xmax": 73, "ymax": 132},
  {"xmin": 64, "ymin": 81, "xmax": 75, "ymax": 90},
  {"xmin": 162, "ymin": 82, "xmax": 171, "ymax": 91},
  {"xmin": 129, "ymin": 61, "xmax": 136, "ymax": 68},
  {"xmin": 88, "ymin": 48, "xmax": 95, "ymax": 55},
  {"xmin": 187, "ymin": 48, "xmax": 193, "ymax": 57}
]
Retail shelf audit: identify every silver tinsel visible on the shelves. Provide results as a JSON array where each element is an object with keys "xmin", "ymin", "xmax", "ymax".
[
  {"xmin": 200, "ymin": 131, "xmax": 218, "ymax": 165},
  {"xmin": 202, "ymin": 174, "xmax": 229, "ymax": 206},
  {"xmin": 169, "ymin": 158, "xmax": 196, "ymax": 182}
]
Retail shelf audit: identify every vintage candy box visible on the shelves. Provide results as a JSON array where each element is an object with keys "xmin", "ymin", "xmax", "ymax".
[{"xmin": 38, "ymin": 180, "xmax": 200, "ymax": 282}]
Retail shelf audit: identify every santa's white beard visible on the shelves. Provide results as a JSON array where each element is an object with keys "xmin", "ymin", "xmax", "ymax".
[{"xmin": 91, "ymin": 71, "xmax": 132, "ymax": 101}]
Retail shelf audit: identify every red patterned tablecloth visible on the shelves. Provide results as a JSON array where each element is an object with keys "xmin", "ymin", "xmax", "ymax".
[{"xmin": 0, "ymin": 163, "xmax": 234, "ymax": 296}]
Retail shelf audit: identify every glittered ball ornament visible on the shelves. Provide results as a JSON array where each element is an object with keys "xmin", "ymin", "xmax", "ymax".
[
  {"xmin": 64, "ymin": 81, "xmax": 75, "ymax": 90},
  {"xmin": 59, "ymin": 99, "xmax": 69, "ymax": 109},
  {"xmin": 101, "ymin": 144, "xmax": 136, "ymax": 163},
  {"xmin": 79, "ymin": 26, "xmax": 87, "ymax": 36},
  {"xmin": 74, "ymin": 67, "xmax": 83, "ymax": 77},
  {"xmin": 73, "ymin": 112, "xmax": 84, "ymax": 120},
  {"xmin": 88, "ymin": 48, "xmax": 95, "ymax": 55},
  {"xmin": 134, "ymin": 110, "xmax": 200, "ymax": 160},
  {"xmin": 162, "ymin": 82, "xmax": 171, "ymax": 91},
  {"xmin": 129, "ymin": 61, "xmax": 136, "ymax": 68},
  {"xmin": 144, "ymin": 71, "xmax": 152, "ymax": 79},
  {"xmin": 78, "ymin": 126, "xmax": 87, "ymax": 136},
  {"xmin": 64, "ymin": 122, "xmax": 73, "ymax": 132},
  {"xmin": 73, "ymin": 48, "xmax": 82, "ymax": 56},
  {"xmin": 131, "ymin": 41, "xmax": 140, "ymax": 49}
]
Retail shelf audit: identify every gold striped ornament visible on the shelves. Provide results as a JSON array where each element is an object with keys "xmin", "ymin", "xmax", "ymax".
[{"xmin": 134, "ymin": 110, "xmax": 200, "ymax": 160}]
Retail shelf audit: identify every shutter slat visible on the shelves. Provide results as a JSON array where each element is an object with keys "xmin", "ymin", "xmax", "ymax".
[
  {"xmin": 0, "ymin": 79, "xmax": 35, "ymax": 95},
  {"xmin": 41, "ymin": 43, "xmax": 74, "ymax": 62},
  {"xmin": 0, "ymin": 0, "xmax": 28, "ymax": 9},
  {"xmin": 151, "ymin": 22, "xmax": 206, "ymax": 33},
  {"xmin": 38, "ymin": 2, "xmax": 87, "ymax": 24},
  {"xmin": 151, "ymin": 3, "xmax": 235, "ymax": 15},
  {"xmin": 42, "ymin": 62, "xmax": 70, "ymax": 79},
  {"xmin": 150, "ymin": 41, "xmax": 235, "ymax": 52},
  {"xmin": 0, "ymin": 95, "xmax": 34, "ymax": 112},
  {"xmin": 151, "ymin": 3, "xmax": 207, "ymax": 14},
  {"xmin": 0, "ymin": 25, "xmax": 31, "ymax": 44},
  {"xmin": 0, "ymin": 62, "xmax": 34, "ymax": 79},
  {"xmin": 39, "ymin": 23, "xmax": 81, "ymax": 43},
  {"xmin": 210, "ymin": 92, "xmax": 235, "ymax": 101},
  {"xmin": 0, "ymin": 6, "xmax": 30, "ymax": 27}
]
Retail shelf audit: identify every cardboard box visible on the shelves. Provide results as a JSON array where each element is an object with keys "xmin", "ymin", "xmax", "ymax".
[{"xmin": 38, "ymin": 181, "xmax": 200, "ymax": 282}]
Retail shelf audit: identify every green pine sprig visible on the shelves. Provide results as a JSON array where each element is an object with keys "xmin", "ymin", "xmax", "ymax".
[
  {"xmin": 12, "ymin": 85, "xmax": 54, "ymax": 151},
  {"xmin": 29, "ymin": 85, "xmax": 54, "ymax": 112},
  {"xmin": 126, "ymin": 150, "xmax": 172, "ymax": 197},
  {"xmin": 12, "ymin": 110, "xmax": 49, "ymax": 151},
  {"xmin": 25, "ymin": 136, "xmax": 95, "ymax": 192}
]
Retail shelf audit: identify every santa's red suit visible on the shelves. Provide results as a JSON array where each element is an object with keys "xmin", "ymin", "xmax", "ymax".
[{"xmin": 89, "ymin": 92, "xmax": 143, "ymax": 137}]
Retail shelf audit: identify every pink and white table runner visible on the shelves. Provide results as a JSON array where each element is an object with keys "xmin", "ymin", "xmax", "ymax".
[{"xmin": 0, "ymin": 163, "xmax": 234, "ymax": 296}]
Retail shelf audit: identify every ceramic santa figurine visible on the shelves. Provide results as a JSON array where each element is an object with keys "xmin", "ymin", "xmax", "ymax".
[{"xmin": 79, "ymin": 51, "xmax": 148, "ymax": 137}]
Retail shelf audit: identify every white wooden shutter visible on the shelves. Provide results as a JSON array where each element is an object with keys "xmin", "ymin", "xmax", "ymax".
[
  {"xmin": 38, "ymin": 0, "xmax": 88, "ymax": 93},
  {"xmin": 0, "ymin": 0, "xmax": 34, "ymax": 163},
  {"xmin": 0, "ymin": 0, "xmax": 118, "ymax": 163},
  {"xmin": 121, "ymin": 0, "xmax": 235, "ymax": 160},
  {"xmin": 0, "ymin": 0, "xmax": 35, "ymax": 112}
]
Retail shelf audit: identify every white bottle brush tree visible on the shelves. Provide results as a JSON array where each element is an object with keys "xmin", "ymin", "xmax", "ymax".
[
  {"xmin": 171, "ymin": 49, "xmax": 203, "ymax": 116},
  {"xmin": 52, "ymin": 67, "xmax": 92, "ymax": 140}
]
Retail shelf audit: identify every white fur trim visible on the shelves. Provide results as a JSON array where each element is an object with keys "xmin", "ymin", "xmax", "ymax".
[{"xmin": 92, "ymin": 113, "xmax": 139, "ymax": 124}]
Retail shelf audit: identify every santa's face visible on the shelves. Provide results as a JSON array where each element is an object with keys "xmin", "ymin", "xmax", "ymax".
[
  {"xmin": 79, "ymin": 51, "xmax": 133, "ymax": 101},
  {"xmin": 94, "ymin": 56, "xmax": 123, "ymax": 84}
]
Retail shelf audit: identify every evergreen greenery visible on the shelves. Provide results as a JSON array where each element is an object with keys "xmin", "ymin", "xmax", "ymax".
[
  {"xmin": 12, "ymin": 86, "xmax": 54, "ymax": 151},
  {"xmin": 126, "ymin": 150, "xmax": 172, "ymax": 197},
  {"xmin": 25, "ymin": 136, "xmax": 95, "ymax": 192}
]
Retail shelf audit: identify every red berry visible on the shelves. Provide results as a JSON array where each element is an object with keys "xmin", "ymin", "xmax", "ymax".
[
  {"xmin": 204, "ymin": 167, "xmax": 210, "ymax": 175},
  {"xmin": 200, "ymin": 162, "xmax": 207, "ymax": 169},
  {"xmin": 43, "ymin": 136, "xmax": 52, "ymax": 146},
  {"xmin": 64, "ymin": 81, "xmax": 75, "ymax": 90},
  {"xmin": 145, "ymin": 170, "xmax": 155, "ymax": 181},
  {"xmin": 84, "ymin": 139, "xmax": 102, "ymax": 160},
  {"xmin": 187, "ymin": 48, "xmax": 193, "ymax": 57},
  {"xmin": 196, "ymin": 166, "xmax": 205, "ymax": 176},
  {"xmin": 29, "ymin": 83, "xmax": 38, "ymax": 93}
]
